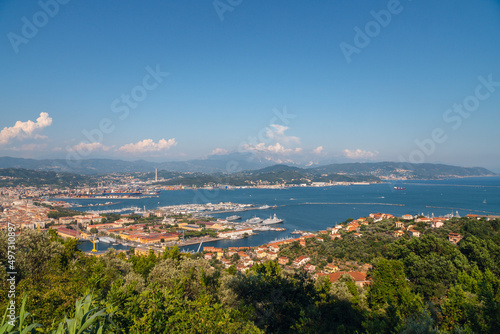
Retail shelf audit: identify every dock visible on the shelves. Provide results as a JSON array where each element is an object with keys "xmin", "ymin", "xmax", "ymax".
[{"xmin": 174, "ymin": 237, "xmax": 224, "ymax": 247}]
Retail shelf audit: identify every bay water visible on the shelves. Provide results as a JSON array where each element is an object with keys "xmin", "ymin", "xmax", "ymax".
[{"xmin": 75, "ymin": 176, "xmax": 500, "ymax": 252}]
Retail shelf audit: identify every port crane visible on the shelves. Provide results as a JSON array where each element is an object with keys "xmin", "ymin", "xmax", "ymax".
[{"xmin": 91, "ymin": 236, "xmax": 97, "ymax": 252}]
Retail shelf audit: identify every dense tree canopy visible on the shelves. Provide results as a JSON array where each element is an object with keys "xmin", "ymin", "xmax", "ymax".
[{"xmin": 0, "ymin": 218, "xmax": 499, "ymax": 333}]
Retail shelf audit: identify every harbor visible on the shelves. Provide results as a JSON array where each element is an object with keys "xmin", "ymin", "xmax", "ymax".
[{"xmin": 65, "ymin": 176, "xmax": 500, "ymax": 252}]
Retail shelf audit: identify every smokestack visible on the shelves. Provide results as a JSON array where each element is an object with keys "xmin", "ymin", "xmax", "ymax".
[{"xmin": 155, "ymin": 168, "xmax": 158, "ymax": 182}]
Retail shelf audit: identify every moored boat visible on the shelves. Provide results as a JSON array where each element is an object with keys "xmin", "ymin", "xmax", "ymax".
[
  {"xmin": 262, "ymin": 214, "xmax": 284, "ymax": 225},
  {"xmin": 246, "ymin": 216, "xmax": 263, "ymax": 224}
]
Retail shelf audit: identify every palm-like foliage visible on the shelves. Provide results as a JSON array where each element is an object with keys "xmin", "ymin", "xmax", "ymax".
[
  {"xmin": 0, "ymin": 295, "xmax": 41, "ymax": 334},
  {"xmin": 51, "ymin": 293, "xmax": 113, "ymax": 334},
  {"xmin": 0, "ymin": 294, "xmax": 113, "ymax": 334}
]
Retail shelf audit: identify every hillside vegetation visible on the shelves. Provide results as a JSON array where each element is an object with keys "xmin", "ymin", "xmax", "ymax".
[
  {"xmin": 0, "ymin": 216, "xmax": 499, "ymax": 333},
  {"xmin": 0, "ymin": 168, "xmax": 97, "ymax": 188}
]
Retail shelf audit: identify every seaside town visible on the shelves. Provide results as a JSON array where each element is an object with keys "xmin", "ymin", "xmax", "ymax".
[
  {"xmin": 2, "ymin": 185, "xmax": 499, "ymax": 285},
  {"xmin": 1, "ymin": 161, "xmax": 499, "ymax": 333}
]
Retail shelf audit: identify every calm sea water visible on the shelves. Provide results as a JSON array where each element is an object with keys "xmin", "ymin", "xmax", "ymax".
[{"xmin": 75, "ymin": 176, "xmax": 500, "ymax": 252}]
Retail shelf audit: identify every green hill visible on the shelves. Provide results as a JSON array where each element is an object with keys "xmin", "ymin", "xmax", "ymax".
[{"xmin": 0, "ymin": 168, "xmax": 97, "ymax": 187}]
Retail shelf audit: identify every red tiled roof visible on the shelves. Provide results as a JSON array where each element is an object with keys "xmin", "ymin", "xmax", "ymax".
[{"xmin": 327, "ymin": 271, "xmax": 367, "ymax": 283}]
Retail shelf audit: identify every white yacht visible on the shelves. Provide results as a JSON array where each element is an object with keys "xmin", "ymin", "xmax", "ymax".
[
  {"xmin": 246, "ymin": 216, "xmax": 263, "ymax": 224},
  {"xmin": 262, "ymin": 214, "xmax": 284, "ymax": 225}
]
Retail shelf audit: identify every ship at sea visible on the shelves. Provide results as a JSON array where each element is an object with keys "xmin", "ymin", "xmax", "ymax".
[
  {"xmin": 394, "ymin": 186, "xmax": 406, "ymax": 190},
  {"xmin": 226, "ymin": 215, "xmax": 242, "ymax": 221},
  {"xmin": 246, "ymin": 216, "xmax": 263, "ymax": 224},
  {"xmin": 262, "ymin": 214, "xmax": 284, "ymax": 225}
]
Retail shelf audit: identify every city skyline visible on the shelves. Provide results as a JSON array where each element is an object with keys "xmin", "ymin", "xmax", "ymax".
[{"xmin": 1, "ymin": 0, "xmax": 499, "ymax": 171}]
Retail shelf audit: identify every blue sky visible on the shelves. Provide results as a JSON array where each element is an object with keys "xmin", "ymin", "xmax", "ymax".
[{"xmin": 1, "ymin": 0, "xmax": 499, "ymax": 171}]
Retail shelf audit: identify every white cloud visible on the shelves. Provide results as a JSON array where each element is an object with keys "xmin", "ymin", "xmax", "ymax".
[
  {"xmin": 211, "ymin": 148, "xmax": 229, "ymax": 155},
  {"xmin": 241, "ymin": 124, "xmax": 303, "ymax": 157},
  {"xmin": 313, "ymin": 146, "xmax": 323, "ymax": 155},
  {"xmin": 242, "ymin": 142, "xmax": 302, "ymax": 155},
  {"xmin": 343, "ymin": 148, "xmax": 378, "ymax": 159},
  {"xmin": 0, "ymin": 112, "xmax": 52, "ymax": 145},
  {"xmin": 266, "ymin": 124, "xmax": 300, "ymax": 144},
  {"xmin": 72, "ymin": 142, "xmax": 112, "ymax": 153},
  {"xmin": 119, "ymin": 138, "xmax": 177, "ymax": 154}
]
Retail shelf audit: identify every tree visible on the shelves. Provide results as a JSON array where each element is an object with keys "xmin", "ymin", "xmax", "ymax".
[
  {"xmin": 399, "ymin": 311, "xmax": 439, "ymax": 334},
  {"xmin": 459, "ymin": 235, "xmax": 500, "ymax": 275},
  {"xmin": 11, "ymin": 230, "xmax": 64, "ymax": 282},
  {"xmin": 388, "ymin": 234, "xmax": 470, "ymax": 298},
  {"xmin": 129, "ymin": 250, "xmax": 158, "ymax": 279},
  {"xmin": 113, "ymin": 287, "xmax": 260, "ymax": 333},
  {"xmin": 148, "ymin": 257, "xmax": 212, "ymax": 300},
  {"xmin": 367, "ymin": 259, "xmax": 424, "ymax": 330},
  {"xmin": 226, "ymin": 262, "xmax": 364, "ymax": 333},
  {"xmin": 441, "ymin": 266, "xmax": 500, "ymax": 332},
  {"xmin": 230, "ymin": 253, "xmax": 240, "ymax": 263},
  {"xmin": 440, "ymin": 285, "xmax": 471, "ymax": 331}
]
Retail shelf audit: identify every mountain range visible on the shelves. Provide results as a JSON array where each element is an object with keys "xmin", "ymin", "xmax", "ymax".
[
  {"xmin": 0, "ymin": 156, "xmax": 495, "ymax": 181},
  {"xmin": 0, "ymin": 153, "xmax": 270, "ymax": 174}
]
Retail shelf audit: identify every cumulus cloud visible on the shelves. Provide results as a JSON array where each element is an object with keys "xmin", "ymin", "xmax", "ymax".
[
  {"xmin": 240, "ymin": 124, "xmax": 303, "ymax": 157},
  {"xmin": 72, "ymin": 142, "xmax": 112, "ymax": 153},
  {"xmin": 119, "ymin": 138, "xmax": 177, "ymax": 154},
  {"xmin": 0, "ymin": 112, "xmax": 52, "ymax": 145},
  {"xmin": 242, "ymin": 142, "xmax": 302, "ymax": 155},
  {"xmin": 211, "ymin": 148, "xmax": 229, "ymax": 155},
  {"xmin": 313, "ymin": 146, "xmax": 323, "ymax": 155},
  {"xmin": 266, "ymin": 124, "xmax": 300, "ymax": 144},
  {"xmin": 343, "ymin": 148, "xmax": 378, "ymax": 159}
]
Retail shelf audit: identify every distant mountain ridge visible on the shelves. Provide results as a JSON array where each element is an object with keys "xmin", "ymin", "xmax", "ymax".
[
  {"xmin": 0, "ymin": 156, "xmax": 495, "ymax": 180},
  {"xmin": 0, "ymin": 168, "xmax": 97, "ymax": 187},
  {"xmin": 310, "ymin": 162, "xmax": 496, "ymax": 180},
  {"xmin": 0, "ymin": 154, "xmax": 273, "ymax": 175}
]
